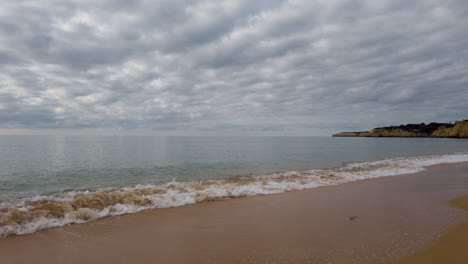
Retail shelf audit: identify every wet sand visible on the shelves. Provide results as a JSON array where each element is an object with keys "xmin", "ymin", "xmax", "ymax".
[
  {"xmin": 394, "ymin": 195, "xmax": 468, "ymax": 264},
  {"xmin": 0, "ymin": 162, "xmax": 467, "ymax": 264}
]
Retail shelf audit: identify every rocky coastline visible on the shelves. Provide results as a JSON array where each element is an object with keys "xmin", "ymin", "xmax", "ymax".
[{"xmin": 333, "ymin": 120, "xmax": 468, "ymax": 138}]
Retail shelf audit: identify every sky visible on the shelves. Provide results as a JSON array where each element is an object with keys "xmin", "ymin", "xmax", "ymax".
[{"xmin": 0, "ymin": 0, "xmax": 467, "ymax": 136}]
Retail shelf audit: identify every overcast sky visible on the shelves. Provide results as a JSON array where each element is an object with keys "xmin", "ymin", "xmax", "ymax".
[{"xmin": 0, "ymin": 0, "xmax": 467, "ymax": 136}]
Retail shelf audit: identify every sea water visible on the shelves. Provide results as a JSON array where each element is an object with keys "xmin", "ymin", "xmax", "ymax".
[{"xmin": 1, "ymin": 135, "xmax": 468, "ymax": 236}]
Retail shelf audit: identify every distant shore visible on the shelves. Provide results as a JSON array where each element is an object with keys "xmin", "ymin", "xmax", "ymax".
[
  {"xmin": 0, "ymin": 162, "xmax": 467, "ymax": 263},
  {"xmin": 333, "ymin": 120, "xmax": 468, "ymax": 138}
]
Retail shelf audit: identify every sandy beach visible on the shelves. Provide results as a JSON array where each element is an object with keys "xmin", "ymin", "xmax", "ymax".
[
  {"xmin": 0, "ymin": 162, "xmax": 467, "ymax": 264},
  {"xmin": 395, "ymin": 194, "xmax": 468, "ymax": 264}
]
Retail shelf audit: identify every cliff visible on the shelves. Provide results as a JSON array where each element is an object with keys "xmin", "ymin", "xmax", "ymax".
[{"xmin": 333, "ymin": 120, "xmax": 468, "ymax": 138}]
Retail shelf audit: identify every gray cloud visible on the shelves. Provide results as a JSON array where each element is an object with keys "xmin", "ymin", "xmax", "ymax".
[{"xmin": 0, "ymin": 0, "xmax": 467, "ymax": 135}]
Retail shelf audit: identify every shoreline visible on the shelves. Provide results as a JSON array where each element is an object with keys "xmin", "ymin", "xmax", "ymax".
[
  {"xmin": 0, "ymin": 162, "xmax": 467, "ymax": 263},
  {"xmin": 333, "ymin": 135, "xmax": 468, "ymax": 139},
  {"xmin": 2, "ymin": 153, "xmax": 468, "ymax": 237},
  {"xmin": 332, "ymin": 120, "xmax": 468, "ymax": 138}
]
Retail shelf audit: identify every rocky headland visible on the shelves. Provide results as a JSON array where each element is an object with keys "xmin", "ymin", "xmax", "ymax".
[{"xmin": 333, "ymin": 120, "xmax": 468, "ymax": 138}]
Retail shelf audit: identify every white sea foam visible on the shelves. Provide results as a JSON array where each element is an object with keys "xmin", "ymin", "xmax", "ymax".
[{"xmin": 1, "ymin": 153, "xmax": 468, "ymax": 237}]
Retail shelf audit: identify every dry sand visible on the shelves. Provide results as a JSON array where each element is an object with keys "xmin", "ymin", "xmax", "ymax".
[{"xmin": 0, "ymin": 162, "xmax": 467, "ymax": 264}]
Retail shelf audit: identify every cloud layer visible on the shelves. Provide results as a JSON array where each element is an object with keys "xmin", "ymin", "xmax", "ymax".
[{"xmin": 1, "ymin": 0, "xmax": 467, "ymax": 135}]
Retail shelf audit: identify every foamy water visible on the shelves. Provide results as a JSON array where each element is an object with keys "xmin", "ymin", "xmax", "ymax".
[{"xmin": 1, "ymin": 153, "xmax": 467, "ymax": 237}]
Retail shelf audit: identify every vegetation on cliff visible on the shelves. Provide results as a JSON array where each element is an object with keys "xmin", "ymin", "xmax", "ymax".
[{"xmin": 333, "ymin": 120, "xmax": 468, "ymax": 138}]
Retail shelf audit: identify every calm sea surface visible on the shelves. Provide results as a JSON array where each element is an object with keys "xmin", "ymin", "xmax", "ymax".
[{"xmin": 1, "ymin": 135, "xmax": 468, "ymax": 201}]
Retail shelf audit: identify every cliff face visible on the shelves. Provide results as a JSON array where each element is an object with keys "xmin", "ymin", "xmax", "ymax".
[
  {"xmin": 432, "ymin": 121, "xmax": 468, "ymax": 138},
  {"xmin": 333, "ymin": 120, "xmax": 468, "ymax": 138}
]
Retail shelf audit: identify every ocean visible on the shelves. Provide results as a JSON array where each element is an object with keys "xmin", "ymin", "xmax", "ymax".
[{"xmin": 1, "ymin": 135, "xmax": 468, "ymax": 237}]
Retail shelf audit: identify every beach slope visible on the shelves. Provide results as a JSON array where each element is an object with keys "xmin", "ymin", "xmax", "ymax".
[
  {"xmin": 395, "ymin": 194, "xmax": 468, "ymax": 264},
  {"xmin": 0, "ymin": 163, "xmax": 467, "ymax": 264}
]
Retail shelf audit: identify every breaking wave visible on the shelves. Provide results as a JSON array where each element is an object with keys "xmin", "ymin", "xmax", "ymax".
[{"xmin": 1, "ymin": 154, "xmax": 468, "ymax": 237}]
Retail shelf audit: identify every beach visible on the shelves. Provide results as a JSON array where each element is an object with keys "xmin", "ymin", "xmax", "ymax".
[
  {"xmin": 0, "ymin": 162, "xmax": 467, "ymax": 263},
  {"xmin": 2, "ymin": 0, "xmax": 468, "ymax": 262},
  {"xmin": 395, "ymin": 194, "xmax": 468, "ymax": 264}
]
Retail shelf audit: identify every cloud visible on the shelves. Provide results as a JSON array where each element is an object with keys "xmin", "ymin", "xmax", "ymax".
[{"xmin": 0, "ymin": 0, "xmax": 467, "ymax": 135}]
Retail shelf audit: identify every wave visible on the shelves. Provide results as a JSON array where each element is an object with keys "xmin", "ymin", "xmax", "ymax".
[{"xmin": 1, "ymin": 154, "xmax": 468, "ymax": 237}]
